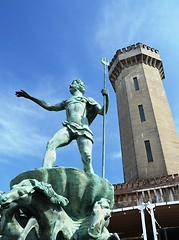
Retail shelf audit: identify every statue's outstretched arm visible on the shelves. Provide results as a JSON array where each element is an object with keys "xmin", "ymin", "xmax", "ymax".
[{"xmin": 15, "ymin": 90, "xmax": 65, "ymax": 111}]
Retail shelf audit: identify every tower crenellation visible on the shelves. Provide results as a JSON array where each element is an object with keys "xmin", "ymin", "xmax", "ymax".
[{"xmin": 109, "ymin": 43, "xmax": 159, "ymax": 64}]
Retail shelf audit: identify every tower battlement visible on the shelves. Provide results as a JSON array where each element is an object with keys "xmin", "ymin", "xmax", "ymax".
[
  {"xmin": 109, "ymin": 43, "xmax": 165, "ymax": 91},
  {"xmin": 110, "ymin": 42, "xmax": 159, "ymax": 63}
]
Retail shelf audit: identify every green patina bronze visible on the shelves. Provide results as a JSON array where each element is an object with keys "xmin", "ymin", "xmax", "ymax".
[
  {"xmin": 0, "ymin": 167, "xmax": 119, "ymax": 239},
  {"xmin": 15, "ymin": 79, "xmax": 109, "ymax": 174},
  {"xmin": 0, "ymin": 79, "xmax": 120, "ymax": 239}
]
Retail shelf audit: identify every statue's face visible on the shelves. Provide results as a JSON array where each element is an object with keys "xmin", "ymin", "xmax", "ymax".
[
  {"xmin": 69, "ymin": 80, "xmax": 85, "ymax": 95},
  {"xmin": 69, "ymin": 80, "xmax": 78, "ymax": 95}
]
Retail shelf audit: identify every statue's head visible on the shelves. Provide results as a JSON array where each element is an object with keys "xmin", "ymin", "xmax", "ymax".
[{"xmin": 70, "ymin": 79, "xmax": 85, "ymax": 94}]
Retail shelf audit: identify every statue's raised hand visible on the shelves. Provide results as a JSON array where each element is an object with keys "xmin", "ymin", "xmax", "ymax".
[{"xmin": 15, "ymin": 90, "xmax": 31, "ymax": 99}]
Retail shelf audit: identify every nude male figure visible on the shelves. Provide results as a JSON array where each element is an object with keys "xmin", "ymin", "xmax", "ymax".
[{"xmin": 16, "ymin": 79, "xmax": 109, "ymax": 174}]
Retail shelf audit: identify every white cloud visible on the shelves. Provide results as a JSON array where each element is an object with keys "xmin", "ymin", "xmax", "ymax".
[
  {"xmin": 111, "ymin": 151, "xmax": 122, "ymax": 160},
  {"xmin": 94, "ymin": 1, "xmax": 150, "ymax": 57},
  {"xmin": 0, "ymin": 75, "xmax": 64, "ymax": 161},
  {"xmin": 93, "ymin": 0, "xmax": 179, "ymax": 60},
  {"xmin": 0, "ymin": 106, "xmax": 47, "ymax": 159}
]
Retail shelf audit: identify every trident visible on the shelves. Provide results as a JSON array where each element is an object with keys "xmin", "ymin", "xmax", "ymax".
[{"xmin": 101, "ymin": 57, "xmax": 109, "ymax": 178}]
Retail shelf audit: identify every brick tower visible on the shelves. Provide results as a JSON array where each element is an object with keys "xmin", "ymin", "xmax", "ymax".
[{"xmin": 108, "ymin": 43, "xmax": 179, "ymax": 182}]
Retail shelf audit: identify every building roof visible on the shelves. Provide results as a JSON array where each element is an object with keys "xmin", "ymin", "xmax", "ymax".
[{"xmin": 110, "ymin": 174, "xmax": 179, "ymax": 239}]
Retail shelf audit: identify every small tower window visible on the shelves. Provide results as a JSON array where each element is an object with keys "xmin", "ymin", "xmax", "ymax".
[
  {"xmin": 144, "ymin": 140, "xmax": 153, "ymax": 162},
  {"xmin": 138, "ymin": 105, "xmax": 146, "ymax": 122},
  {"xmin": 133, "ymin": 77, "xmax": 139, "ymax": 91}
]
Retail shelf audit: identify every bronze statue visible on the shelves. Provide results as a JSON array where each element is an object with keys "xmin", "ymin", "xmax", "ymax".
[
  {"xmin": 0, "ymin": 79, "xmax": 120, "ymax": 240},
  {"xmin": 16, "ymin": 79, "xmax": 109, "ymax": 174}
]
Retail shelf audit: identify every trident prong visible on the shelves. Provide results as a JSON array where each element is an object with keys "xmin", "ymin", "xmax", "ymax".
[{"xmin": 101, "ymin": 57, "xmax": 110, "ymax": 67}]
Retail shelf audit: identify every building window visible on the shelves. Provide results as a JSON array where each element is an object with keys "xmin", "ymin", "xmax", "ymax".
[
  {"xmin": 138, "ymin": 105, "xmax": 146, "ymax": 122},
  {"xmin": 144, "ymin": 140, "xmax": 153, "ymax": 162},
  {"xmin": 133, "ymin": 77, "xmax": 139, "ymax": 90}
]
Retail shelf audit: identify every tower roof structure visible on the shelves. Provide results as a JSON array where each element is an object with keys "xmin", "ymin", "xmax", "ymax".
[{"xmin": 109, "ymin": 42, "xmax": 165, "ymax": 91}]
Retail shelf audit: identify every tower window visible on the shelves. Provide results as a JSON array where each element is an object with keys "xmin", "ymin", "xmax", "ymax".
[
  {"xmin": 133, "ymin": 77, "xmax": 139, "ymax": 90},
  {"xmin": 138, "ymin": 105, "xmax": 146, "ymax": 122},
  {"xmin": 144, "ymin": 140, "xmax": 153, "ymax": 162}
]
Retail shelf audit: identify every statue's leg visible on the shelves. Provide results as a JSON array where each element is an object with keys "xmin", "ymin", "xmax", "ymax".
[
  {"xmin": 43, "ymin": 128, "xmax": 71, "ymax": 167},
  {"xmin": 77, "ymin": 136, "xmax": 94, "ymax": 174}
]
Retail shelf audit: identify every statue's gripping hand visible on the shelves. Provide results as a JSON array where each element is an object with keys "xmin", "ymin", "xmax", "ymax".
[
  {"xmin": 15, "ymin": 90, "xmax": 31, "ymax": 99},
  {"xmin": 101, "ymin": 89, "xmax": 109, "ymax": 97}
]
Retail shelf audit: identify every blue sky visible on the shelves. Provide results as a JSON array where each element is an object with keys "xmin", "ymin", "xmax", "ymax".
[{"xmin": 0, "ymin": 0, "xmax": 179, "ymax": 192}]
